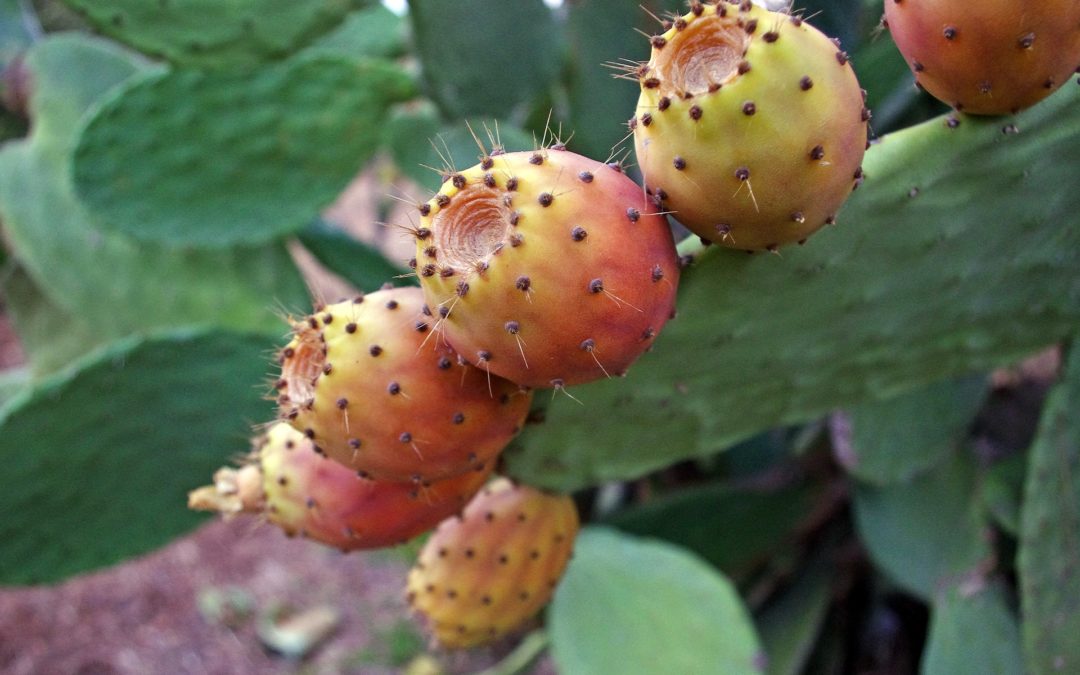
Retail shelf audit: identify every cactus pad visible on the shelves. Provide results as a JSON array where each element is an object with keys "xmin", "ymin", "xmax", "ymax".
[
  {"xmin": 0, "ymin": 35, "xmax": 309, "ymax": 340},
  {"xmin": 72, "ymin": 55, "xmax": 415, "ymax": 247},
  {"xmin": 59, "ymin": 0, "xmax": 353, "ymax": 68}
]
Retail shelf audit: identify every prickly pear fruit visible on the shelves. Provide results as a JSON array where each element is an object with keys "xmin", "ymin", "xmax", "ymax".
[
  {"xmin": 406, "ymin": 477, "xmax": 579, "ymax": 649},
  {"xmin": 631, "ymin": 1, "xmax": 868, "ymax": 250},
  {"xmin": 275, "ymin": 286, "xmax": 532, "ymax": 483},
  {"xmin": 414, "ymin": 147, "xmax": 679, "ymax": 388},
  {"xmin": 188, "ymin": 423, "xmax": 492, "ymax": 551},
  {"xmin": 883, "ymin": 0, "xmax": 1080, "ymax": 115}
]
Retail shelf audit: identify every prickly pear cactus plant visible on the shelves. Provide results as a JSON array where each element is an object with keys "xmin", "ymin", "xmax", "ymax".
[{"xmin": 0, "ymin": 0, "xmax": 1078, "ymax": 672}]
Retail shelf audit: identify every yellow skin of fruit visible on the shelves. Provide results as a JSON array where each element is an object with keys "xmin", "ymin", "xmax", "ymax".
[
  {"xmin": 884, "ymin": 0, "xmax": 1080, "ymax": 115},
  {"xmin": 277, "ymin": 286, "xmax": 532, "ymax": 483},
  {"xmin": 406, "ymin": 477, "xmax": 579, "ymax": 649},
  {"xmin": 633, "ymin": 2, "xmax": 868, "ymax": 250},
  {"xmin": 416, "ymin": 148, "xmax": 679, "ymax": 388}
]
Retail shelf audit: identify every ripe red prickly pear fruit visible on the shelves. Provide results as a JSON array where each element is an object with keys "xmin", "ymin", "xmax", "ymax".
[
  {"xmin": 405, "ymin": 477, "xmax": 579, "ymax": 649},
  {"xmin": 415, "ymin": 148, "xmax": 679, "ymax": 388},
  {"xmin": 275, "ymin": 286, "xmax": 532, "ymax": 483},
  {"xmin": 883, "ymin": 0, "xmax": 1080, "ymax": 115},
  {"xmin": 632, "ymin": 2, "xmax": 868, "ymax": 251},
  {"xmin": 188, "ymin": 423, "xmax": 493, "ymax": 551}
]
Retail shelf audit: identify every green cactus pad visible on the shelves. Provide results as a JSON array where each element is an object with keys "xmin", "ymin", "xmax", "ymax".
[
  {"xmin": 506, "ymin": 84, "xmax": 1080, "ymax": 492},
  {"xmin": 58, "ymin": 0, "xmax": 353, "ymax": 68},
  {"xmin": 563, "ymin": 0, "xmax": 684, "ymax": 161},
  {"xmin": 757, "ymin": 558, "xmax": 833, "ymax": 675},
  {"xmin": 1, "ymin": 268, "xmax": 103, "ymax": 375},
  {"xmin": 1019, "ymin": 342, "xmax": 1080, "ymax": 675},
  {"xmin": 408, "ymin": 0, "xmax": 560, "ymax": 120},
  {"xmin": 302, "ymin": 3, "xmax": 406, "ymax": 60},
  {"xmin": 852, "ymin": 450, "xmax": 991, "ymax": 600},
  {"xmin": 834, "ymin": 376, "xmax": 987, "ymax": 485},
  {"xmin": 604, "ymin": 481, "xmax": 820, "ymax": 584},
  {"xmin": 297, "ymin": 218, "xmax": 410, "ymax": 293},
  {"xmin": 72, "ymin": 55, "xmax": 416, "ymax": 247},
  {"xmin": 922, "ymin": 581, "xmax": 1023, "ymax": 675},
  {"xmin": 550, "ymin": 527, "xmax": 763, "ymax": 675},
  {"xmin": 384, "ymin": 106, "xmax": 535, "ymax": 192},
  {"xmin": 0, "ymin": 330, "xmax": 277, "ymax": 585},
  {"xmin": 0, "ymin": 35, "xmax": 310, "ymax": 339}
]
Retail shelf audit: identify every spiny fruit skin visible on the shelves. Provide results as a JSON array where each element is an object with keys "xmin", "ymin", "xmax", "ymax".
[
  {"xmin": 884, "ymin": 0, "xmax": 1080, "ymax": 115},
  {"xmin": 276, "ymin": 286, "xmax": 532, "ymax": 483},
  {"xmin": 188, "ymin": 423, "xmax": 493, "ymax": 551},
  {"xmin": 632, "ymin": 1, "xmax": 868, "ymax": 251},
  {"xmin": 406, "ymin": 477, "xmax": 579, "ymax": 649},
  {"xmin": 415, "ymin": 148, "xmax": 679, "ymax": 388}
]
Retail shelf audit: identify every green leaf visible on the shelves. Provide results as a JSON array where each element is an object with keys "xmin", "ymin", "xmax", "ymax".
[
  {"xmin": 0, "ymin": 366, "xmax": 29, "ymax": 409},
  {"xmin": 982, "ymin": 452, "xmax": 1027, "ymax": 537},
  {"xmin": 385, "ymin": 107, "xmax": 535, "ymax": 192},
  {"xmin": 72, "ymin": 55, "xmax": 416, "ymax": 247},
  {"xmin": 0, "ymin": 330, "xmax": 277, "ymax": 585},
  {"xmin": 297, "ymin": 218, "xmax": 410, "ymax": 293},
  {"xmin": 1019, "ymin": 341, "xmax": 1080, "ymax": 675},
  {"xmin": 834, "ymin": 376, "xmax": 987, "ymax": 484},
  {"xmin": 921, "ymin": 581, "xmax": 1023, "ymax": 675},
  {"xmin": 757, "ymin": 560, "xmax": 833, "ymax": 675},
  {"xmin": 852, "ymin": 451, "xmax": 992, "ymax": 600},
  {"xmin": 408, "ymin": 0, "xmax": 560, "ymax": 120},
  {"xmin": 0, "ymin": 35, "xmax": 309, "ymax": 339},
  {"xmin": 58, "ymin": 0, "xmax": 354, "ymax": 68},
  {"xmin": 505, "ymin": 83, "xmax": 1080, "ymax": 492},
  {"xmin": 550, "ymin": 527, "xmax": 764, "ymax": 675},
  {"xmin": 1, "ymin": 267, "xmax": 103, "ymax": 374},
  {"xmin": 562, "ymin": 0, "xmax": 684, "ymax": 161},
  {"xmin": 302, "ymin": 3, "xmax": 406, "ymax": 60},
  {"xmin": 0, "ymin": 0, "xmax": 35, "ymax": 71},
  {"xmin": 604, "ymin": 481, "xmax": 820, "ymax": 584}
]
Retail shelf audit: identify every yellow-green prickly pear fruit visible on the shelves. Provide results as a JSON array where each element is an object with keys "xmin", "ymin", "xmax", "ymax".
[
  {"xmin": 405, "ymin": 477, "xmax": 579, "ymax": 649},
  {"xmin": 632, "ymin": 1, "xmax": 868, "ymax": 251}
]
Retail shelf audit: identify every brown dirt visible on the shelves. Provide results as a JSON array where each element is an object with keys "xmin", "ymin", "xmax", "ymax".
[{"xmin": 0, "ymin": 517, "xmax": 514, "ymax": 675}]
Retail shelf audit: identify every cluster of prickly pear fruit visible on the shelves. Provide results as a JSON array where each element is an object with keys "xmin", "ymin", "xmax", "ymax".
[
  {"xmin": 883, "ymin": 0, "xmax": 1080, "ymax": 115},
  {"xmin": 189, "ymin": 423, "xmax": 492, "ymax": 551},
  {"xmin": 406, "ymin": 478, "xmax": 580, "ymax": 648},
  {"xmin": 415, "ymin": 147, "xmax": 680, "ymax": 388},
  {"xmin": 276, "ymin": 285, "xmax": 532, "ymax": 482},
  {"xmin": 631, "ymin": 0, "xmax": 868, "ymax": 251}
]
